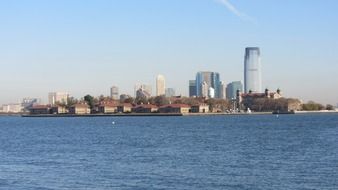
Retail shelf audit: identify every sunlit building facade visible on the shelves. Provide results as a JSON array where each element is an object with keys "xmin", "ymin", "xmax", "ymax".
[{"xmin": 244, "ymin": 47, "xmax": 262, "ymax": 93}]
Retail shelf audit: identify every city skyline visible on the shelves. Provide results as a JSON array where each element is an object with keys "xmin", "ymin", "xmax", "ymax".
[{"xmin": 0, "ymin": 1, "xmax": 337, "ymax": 105}]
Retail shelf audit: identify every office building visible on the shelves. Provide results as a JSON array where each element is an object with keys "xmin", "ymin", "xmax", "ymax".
[
  {"xmin": 134, "ymin": 84, "xmax": 152, "ymax": 97},
  {"xmin": 208, "ymin": 87, "xmax": 215, "ymax": 98},
  {"xmin": 244, "ymin": 47, "xmax": 262, "ymax": 93},
  {"xmin": 165, "ymin": 88, "xmax": 175, "ymax": 97},
  {"xmin": 189, "ymin": 80, "xmax": 197, "ymax": 97},
  {"xmin": 195, "ymin": 72, "xmax": 220, "ymax": 98},
  {"xmin": 48, "ymin": 92, "xmax": 69, "ymax": 105},
  {"xmin": 110, "ymin": 86, "xmax": 119, "ymax": 100},
  {"xmin": 218, "ymin": 81, "xmax": 227, "ymax": 99},
  {"xmin": 226, "ymin": 81, "xmax": 243, "ymax": 100},
  {"xmin": 201, "ymin": 81, "xmax": 209, "ymax": 98},
  {"xmin": 156, "ymin": 75, "xmax": 166, "ymax": 96}
]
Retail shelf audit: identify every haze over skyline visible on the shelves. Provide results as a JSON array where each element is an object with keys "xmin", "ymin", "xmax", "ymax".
[{"xmin": 1, "ymin": 0, "xmax": 337, "ymax": 105}]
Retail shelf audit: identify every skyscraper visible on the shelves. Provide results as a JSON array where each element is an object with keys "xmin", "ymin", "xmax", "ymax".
[
  {"xmin": 189, "ymin": 80, "xmax": 197, "ymax": 97},
  {"xmin": 218, "ymin": 81, "xmax": 227, "ymax": 99},
  {"xmin": 134, "ymin": 84, "xmax": 152, "ymax": 97},
  {"xmin": 110, "ymin": 86, "xmax": 119, "ymax": 100},
  {"xmin": 165, "ymin": 88, "xmax": 175, "ymax": 97},
  {"xmin": 244, "ymin": 47, "xmax": 262, "ymax": 93},
  {"xmin": 156, "ymin": 75, "xmax": 165, "ymax": 96},
  {"xmin": 226, "ymin": 81, "xmax": 243, "ymax": 100},
  {"xmin": 195, "ymin": 72, "xmax": 220, "ymax": 98},
  {"xmin": 48, "ymin": 92, "xmax": 69, "ymax": 105}
]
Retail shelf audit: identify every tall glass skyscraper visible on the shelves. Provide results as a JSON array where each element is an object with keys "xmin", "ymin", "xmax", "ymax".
[
  {"xmin": 195, "ymin": 71, "xmax": 220, "ymax": 98},
  {"xmin": 244, "ymin": 47, "xmax": 262, "ymax": 93},
  {"xmin": 226, "ymin": 81, "xmax": 243, "ymax": 100}
]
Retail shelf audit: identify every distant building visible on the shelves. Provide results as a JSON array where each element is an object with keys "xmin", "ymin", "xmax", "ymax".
[
  {"xmin": 48, "ymin": 92, "xmax": 69, "ymax": 105},
  {"xmin": 226, "ymin": 81, "xmax": 243, "ymax": 100},
  {"xmin": 208, "ymin": 87, "xmax": 215, "ymax": 98},
  {"xmin": 117, "ymin": 103, "xmax": 133, "ymax": 113},
  {"xmin": 110, "ymin": 86, "xmax": 119, "ymax": 100},
  {"xmin": 189, "ymin": 80, "xmax": 197, "ymax": 97},
  {"xmin": 29, "ymin": 105, "xmax": 51, "ymax": 115},
  {"xmin": 2, "ymin": 103, "xmax": 23, "ymax": 113},
  {"xmin": 191, "ymin": 104, "xmax": 210, "ymax": 113},
  {"xmin": 98, "ymin": 102, "xmax": 118, "ymax": 114},
  {"xmin": 201, "ymin": 81, "xmax": 209, "ymax": 98},
  {"xmin": 244, "ymin": 47, "xmax": 262, "ymax": 93},
  {"xmin": 218, "ymin": 81, "xmax": 227, "ymax": 99},
  {"xmin": 156, "ymin": 75, "xmax": 166, "ymax": 96},
  {"xmin": 165, "ymin": 88, "xmax": 175, "ymax": 97},
  {"xmin": 132, "ymin": 105, "xmax": 158, "ymax": 113},
  {"xmin": 68, "ymin": 104, "xmax": 90, "ymax": 114},
  {"xmin": 136, "ymin": 88, "xmax": 151, "ymax": 99},
  {"xmin": 134, "ymin": 84, "xmax": 152, "ymax": 97},
  {"xmin": 22, "ymin": 98, "xmax": 41, "ymax": 111},
  {"xmin": 158, "ymin": 104, "xmax": 190, "ymax": 114},
  {"xmin": 120, "ymin": 94, "xmax": 131, "ymax": 102},
  {"xmin": 195, "ymin": 71, "xmax": 221, "ymax": 98}
]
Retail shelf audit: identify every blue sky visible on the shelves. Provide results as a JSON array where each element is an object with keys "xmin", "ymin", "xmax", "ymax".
[{"xmin": 0, "ymin": 0, "xmax": 337, "ymax": 105}]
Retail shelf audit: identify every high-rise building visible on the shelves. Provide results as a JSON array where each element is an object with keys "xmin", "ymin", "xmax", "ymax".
[
  {"xmin": 195, "ymin": 72, "xmax": 220, "ymax": 98},
  {"xmin": 208, "ymin": 87, "xmax": 215, "ymax": 98},
  {"xmin": 244, "ymin": 47, "xmax": 262, "ymax": 93},
  {"xmin": 165, "ymin": 88, "xmax": 175, "ymax": 97},
  {"xmin": 189, "ymin": 80, "xmax": 197, "ymax": 97},
  {"xmin": 48, "ymin": 92, "xmax": 69, "ymax": 105},
  {"xmin": 218, "ymin": 81, "xmax": 227, "ymax": 99},
  {"xmin": 201, "ymin": 81, "xmax": 209, "ymax": 98},
  {"xmin": 156, "ymin": 75, "xmax": 166, "ymax": 96},
  {"xmin": 134, "ymin": 84, "xmax": 152, "ymax": 97},
  {"xmin": 226, "ymin": 81, "xmax": 243, "ymax": 100},
  {"xmin": 110, "ymin": 86, "xmax": 119, "ymax": 100}
]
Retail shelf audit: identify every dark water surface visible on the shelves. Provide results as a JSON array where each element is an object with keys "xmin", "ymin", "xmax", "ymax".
[{"xmin": 0, "ymin": 114, "xmax": 338, "ymax": 190}]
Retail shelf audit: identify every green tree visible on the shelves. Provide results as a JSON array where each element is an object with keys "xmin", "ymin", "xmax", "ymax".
[{"xmin": 84, "ymin": 95, "xmax": 95, "ymax": 109}]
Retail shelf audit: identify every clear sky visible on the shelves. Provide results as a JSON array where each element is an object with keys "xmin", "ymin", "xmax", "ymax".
[{"xmin": 0, "ymin": 0, "xmax": 337, "ymax": 105}]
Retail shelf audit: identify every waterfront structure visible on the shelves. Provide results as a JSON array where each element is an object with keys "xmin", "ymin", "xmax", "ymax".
[
  {"xmin": 156, "ymin": 75, "xmax": 166, "ymax": 96},
  {"xmin": 29, "ymin": 105, "xmax": 51, "ymax": 115},
  {"xmin": 117, "ymin": 103, "xmax": 133, "ymax": 113},
  {"xmin": 132, "ymin": 105, "xmax": 158, "ymax": 113},
  {"xmin": 110, "ymin": 86, "xmax": 119, "ymax": 100},
  {"xmin": 98, "ymin": 102, "xmax": 118, "ymax": 114},
  {"xmin": 22, "ymin": 98, "xmax": 41, "ymax": 110},
  {"xmin": 68, "ymin": 104, "xmax": 90, "ymax": 114},
  {"xmin": 51, "ymin": 106, "xmax": 67, "ymax": 114},
  {"xmin": 218, "ymin": 81, "xmax": 227, "ymax": 99},
  {"xmin": 244, "ymin": 47, "xmax": 262, "ymax": 93},
  {"xmin": 48, "ymin": 92, "xmax": 69, "ymax": 105},
  {"xmin": 226, "ymin": 81, "xmax": 243, "ymax": 100},
  {"xmin": 195, "ymin": 72, "xmax": 220, "ymax": 98},
  {"xmin": 2, "ymin": 103, "xmax": 23, "ymax": 113},
  {"xmin": 158, "ymin": 104, "xmax": 191, "ymax": 114},
  {"xmin": 191, "ymin": 104, "xmax": 210, "ymax": 113},
  {"xmin": 189, "ymin": 80, "xmax": 197, "ymax": 97},
  {"xmin": 165, "ymin": 88, "xmax": 175, "ymax": 97}
]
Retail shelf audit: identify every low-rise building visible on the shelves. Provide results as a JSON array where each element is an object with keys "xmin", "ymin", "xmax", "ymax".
[
  {"xmin": 159, "ymin": 104, "xmax": 190, "ymax": 114},
  {"xmin": 69, "ymin": 104, "xmax": 90, "ymax": 114},
  {"xmin": 30, "ymin": 105, "xmax": 51, "ymax": 114},
  {"xmin": 51, "ymin": 106, "xmax": 67, "ymax": 114},
  {"xmin": 117, "ymin": 103, "xmax": 133, "ymax": 113},
  {"xmin": 132, "ymin": 104, "xmax": 158, "ymax": 113},
  {"xmin": 98, "ymin": 102, "xmax": 118, "ymax": 114},
  {"xmin": 191, "ymin": 104, "xmax": 210, "ymax": 113},
  {"xmin": 2, "ymin": 103, "xmax": 23, "ymax": 113}
]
